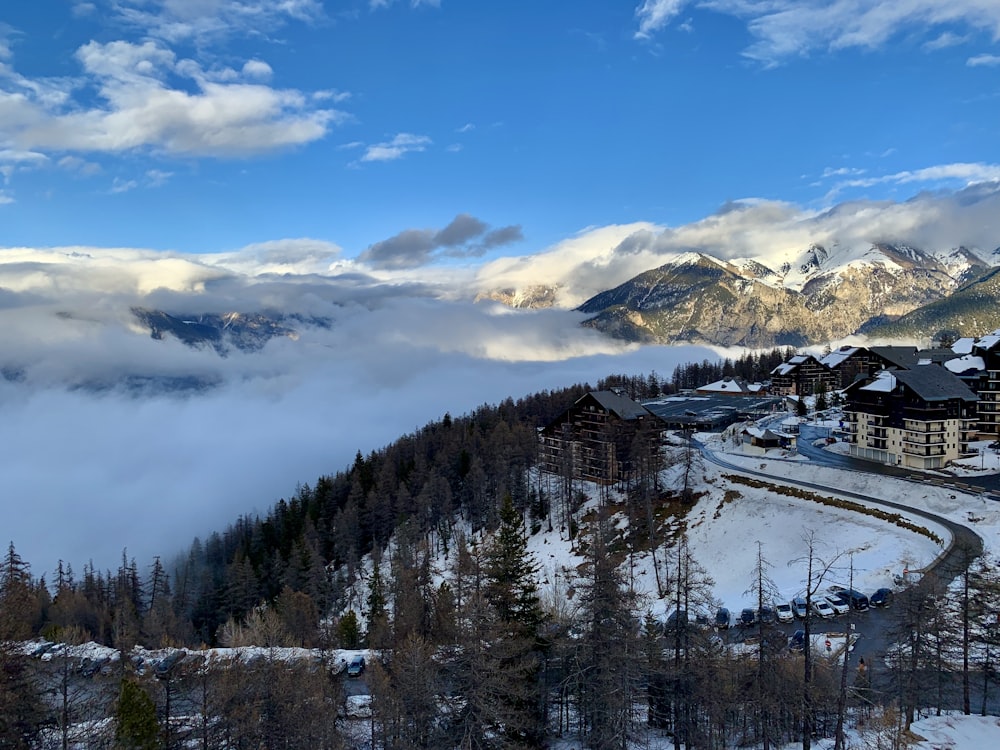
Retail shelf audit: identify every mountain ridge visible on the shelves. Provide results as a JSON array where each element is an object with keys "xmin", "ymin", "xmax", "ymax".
[{"xmin": 566, "ymin": 242, "xmax": 998, "ymax": 347}]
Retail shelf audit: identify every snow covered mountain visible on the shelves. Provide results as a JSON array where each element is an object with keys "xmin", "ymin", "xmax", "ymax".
[{"xmin": 573, "ymin": 242, "xmax": 999, "ymax": 347}]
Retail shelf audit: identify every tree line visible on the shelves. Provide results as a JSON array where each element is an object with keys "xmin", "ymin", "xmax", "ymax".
[{"xmin": 4, "ymin": 366, "xmax": 1000, "ymax": 748}]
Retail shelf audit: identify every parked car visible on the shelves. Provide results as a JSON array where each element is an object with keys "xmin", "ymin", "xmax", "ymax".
[
  {"xmin": 775, "ymin": 602, "xmax": 794, "ymax": 623},
  {"xmin": 870, "ymin": 588, "xmax": 894, "ymax": 607},
  {"xmin": 791, "ymin": 596, "xmax": 808, "ymax": 619},
  {"xmin": 811, "ymin": 599, "xmax": 836, "ymax": 619},
  {"xmin": 758, "ymin": 604, "xmax": 775, "ymax": 623},
  {"xmin": 842, "ymin": 588, "xmax": 870, "ymax": 611},
  {"xmin": 154, "ymin": 650, "xmax": 186, "ymax": 680},
  {"xmin": 665, "ymin": 609, "xmax": 688, "ymax": 631},
  {"xmin": 789, "ymin": 629, "xmax": 806, "ymax": 651},
  {"xmin": 740, "ymin": 608, "xmax": 757, "ymax": 627},
  {"xmin": 347, "ymin": 654, "xmax": 366, "ymax": 678},
  {"xmin": 715, "ymin": 607, "xmax": 731, "ymax": 629},
  {"xmin": 825, "ymin": 594, "xmax": 849, "ymax": 615}
]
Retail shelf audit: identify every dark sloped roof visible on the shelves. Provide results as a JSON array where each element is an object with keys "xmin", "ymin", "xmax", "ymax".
[
  {"xmin": 868, "ymin": 345, "xmax": 919, "ymax": 369},
  {"xmin": 891, "ymin": 364, "xmax": 978, "ymax": 403},
  {"xmin": 585, "ymin": 390, "xmax": 651, "ymax": 420}
]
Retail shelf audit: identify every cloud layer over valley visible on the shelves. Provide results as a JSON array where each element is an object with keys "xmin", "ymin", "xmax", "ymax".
[{"xmin": 3, "ymin": 184, "xmax": 1000, "ymax": 575}]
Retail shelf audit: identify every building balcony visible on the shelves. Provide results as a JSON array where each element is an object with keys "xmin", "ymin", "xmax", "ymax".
[
  {"xmin": 867, "ymin": 438, "xmax": 888, "ymax": 450},
  {"xmin": 903, "ymin": 445, "xmax": 946, "ymax": 457},
  {"xmin": 903, "ymin": 421, "xmax": 946, "ymax": 433},
  {"xmin": 902, "ymin": 435, "xmax": 945, "ymax": 446},
  {"xmin": 903, "ymin": 406, "xmax": 948, "ymax": 418}
]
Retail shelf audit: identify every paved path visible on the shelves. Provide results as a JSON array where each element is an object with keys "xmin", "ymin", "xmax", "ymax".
[
  {"xmin": 795, "ymin": 423, "xmax": 1000, "ymax": 495},
  {"xmin": 695, "ymin": 438, "xmax": 984, "ymax": 589}
]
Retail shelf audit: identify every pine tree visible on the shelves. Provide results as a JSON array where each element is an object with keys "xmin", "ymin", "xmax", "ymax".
[
  {"xmin": 114, "ymin": 677, "xmax": 162, "ymax": 750},
  {"xmin": 366, "ymin": 555, "xmax": 389, "ymax": 648}
]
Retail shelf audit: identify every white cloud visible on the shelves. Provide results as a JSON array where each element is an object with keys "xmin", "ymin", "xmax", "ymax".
[
  {"xmin": 635, "ymin": 0, "xmax": 691, "ymax": 39},
  {"xmin": 111, "ymin": 177, "xmax": 139, "ymax": 193},
  {"xmin": 313, "ymin": 89, "xmax": 351, "ymax": 103},
  {"xmin": 968, "ymin": 53, "xmax": 1000, "ymax": 67},
  {"xmin": 831, "ymin": 162, "xmax": 1000, "ymax": 192},
  {"xmin": 0, "ymin": 149, "xmax": 48, "ymax": 165},
  {"xmin": 638, "ymin": 1, "xmax": 1000, "ymax": 64},
  {"xmin": 0, "ymin": 189, "xmax": 13, "ymax": 204},
  {"xmin": 923, "ymin": 31, "xmax": 969, "ymax": 50},
  {"xmin": 242, "ymin": 59, "xmax": 273, "ymax": 80},
  {"xmin": 57, "ymin": 155, "xmax": 103, "ymax": 176},
  {"xmin": 145, "ymin": 169, "xmax": 173, "ymax": 187},
  {"xmin": 359, "ymin": 132, "xmax": 432, "ymax": 163},
  {"xmin": 456, "ymin": 122, "xmax": 475, "ymax": 133},
  {"xmin": 1, "ymin": 40, "xmax": 344, "ymax": 158},
  {"xmin": 370, "ymin": 0, "xmax": 441, "ymax": 9},
  {"xmin": 113, "ymin": 0, "xmax": 325, "ymax": 44}
]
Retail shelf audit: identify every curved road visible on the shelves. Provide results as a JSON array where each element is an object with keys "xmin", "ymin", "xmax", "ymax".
[
  {"xmin": 695, "ymin": 438, "xmax": 984, "ymax": 590},
  {"xmin": 794, "ymin": 423, "xmax": 1000, "ymax": 494}
]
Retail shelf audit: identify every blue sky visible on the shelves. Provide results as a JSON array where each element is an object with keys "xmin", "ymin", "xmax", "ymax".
[{"xmin": 2, "ymin": 0, "xmax": 1000, "ymax": 263}]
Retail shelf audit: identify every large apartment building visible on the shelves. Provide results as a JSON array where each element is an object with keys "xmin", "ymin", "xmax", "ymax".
[
  {"xmin": 539, "ymin": 390, "xmax": 660, "ymax": 485},
  {"xmin": 843, "ymin": 365, "xmax": 978, "ymax": 470}
]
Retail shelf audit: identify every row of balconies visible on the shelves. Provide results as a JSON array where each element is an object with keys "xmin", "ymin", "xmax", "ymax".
[
  {"xmin": 902, "ymin": 435, "xmax": 945, "ymax": 446},
  {"xmin": 903, "ymin": 444, "xmax": 946, "ymax": 457}
]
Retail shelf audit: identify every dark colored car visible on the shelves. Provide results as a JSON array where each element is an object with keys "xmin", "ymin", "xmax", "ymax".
[
  {"xmin": 740, "ymin": 608, "xmax": 757, "ymax": 627},
  {"xmin": 80, "ymin": 656, "xmax": 110, "ymax": 678},
  {"xmin": 347, "ymin": 654, "xmax": 366, "ymax": 677},
  {"xmin": 665, "ymin": 609, "xmax": 688, "ymax": 631},
  {"xmin": 155, "ymin": 650, "xmax": 186, "ymax": 680},
  {"xmin": 715, "ymin": 608, "xmax": 731, "ymax": 629},
  {"xmin": 789, "ymin": 629, "xmax": 805, "ymax": 652},
  {"xmin": 842, "ymin": 589, "xmax": 870, "ymax": 611},
  {"xmin": 758, "ymin": 604, "xmax": 774, "ymax": 623},
  {"xmin": 870, "ymin": 588, "xmax": 893, "ymax": 607}
]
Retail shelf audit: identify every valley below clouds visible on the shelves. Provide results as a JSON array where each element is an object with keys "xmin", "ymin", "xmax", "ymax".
[{"xmin": 0, "ymin": 243, "xmax": 713, "ymax": 574}]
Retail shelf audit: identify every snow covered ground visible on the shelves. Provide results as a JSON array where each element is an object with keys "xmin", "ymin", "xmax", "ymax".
[{"xmin": 527, "ymin": 431, "xmax": 971, "ymax": 622}]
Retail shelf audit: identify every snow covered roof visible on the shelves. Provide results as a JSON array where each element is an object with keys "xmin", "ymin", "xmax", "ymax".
[
  {"xmin": 697, "ymin": 378, "xmax": 749, "ymax": 394},
  {"xmin": 977, "ymin": 332, "xmax": 1000, "ymax": 352},
  {"xmin": 952, "ymin": 337, "xmax": 975, "ymax": 355},
  {"xmin": 744, "ymin": 427, "xmax": 781, "ymax": 441},
  {"xmin": 820, "ymin": 346, "xmax": 860, "ymax": 369},
  {"xmin": 860, "ymin": 371, "xmax": 896, "ymax": 393},
  {"xmin": 771, "ymin": 354, "xmax": 818, "ymax": 376},
  {"xmin": 945, "ymin": 354, "xmax": 985, "ymax": 375}
]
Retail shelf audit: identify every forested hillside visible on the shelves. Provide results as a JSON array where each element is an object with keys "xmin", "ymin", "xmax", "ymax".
[
  {"xmin": 6, "ymin": 350, "xmax": 974, "ymax": 749},
  {"xmin": 0, "ymin": 348, "xmax": 794, "ymax": 650}
]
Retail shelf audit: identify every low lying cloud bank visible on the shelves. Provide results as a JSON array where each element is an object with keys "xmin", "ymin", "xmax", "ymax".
[{"xmin": 4, "ymin": 183, "xmax": 1000, "ymax": 575}]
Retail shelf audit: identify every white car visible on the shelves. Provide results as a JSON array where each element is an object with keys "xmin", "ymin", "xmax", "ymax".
[
  {"xmin": 811, "ymin": 599, "xmax": 835, "ymax": 619},
  {"xmin": 775, "ymin": 602, "xmax": 794, "ymax": 623},
  {"xmin": 825, "ymin": 594, "xmax": 849, "ymax": 615},
  {"xmin": 792, "ymin": 596, "xmax": 808, "ymax": 619}
]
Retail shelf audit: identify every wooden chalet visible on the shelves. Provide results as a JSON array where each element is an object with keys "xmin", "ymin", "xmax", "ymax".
[
  {"xmin": 769, "ymin": 354, "xmax": 837, "ymax": 396},
  {"xmin": 539, "ymin": 390, "xmax": 660, "ymax": 485}
]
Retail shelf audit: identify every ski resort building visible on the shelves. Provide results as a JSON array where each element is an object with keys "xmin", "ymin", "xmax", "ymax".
[
  {"xmin": 770, "ymin": 354, "xmax": 837, "ymax": 396},
  {"xmin": 538, "ymin": 390, "xmax": 660, "ymax": 485},
  {"xmin": 843, "ymin": 364, "xmax": 978, "ymax": 470},
  {"xmin": 947, "ymin": 330, "xmax": 1000, "ymax": 442}
]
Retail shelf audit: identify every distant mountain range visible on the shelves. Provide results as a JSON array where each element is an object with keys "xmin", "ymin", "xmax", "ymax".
[
  {"xmin": 488, "ymin": 242, "xmax": 1000, "ymax": 347},
  {"xmin": 130, "ymin": 241, "xmax": 1000, "ymax": 358}
]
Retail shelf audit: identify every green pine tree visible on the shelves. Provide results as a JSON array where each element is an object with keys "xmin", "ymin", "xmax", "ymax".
[
  {"xmin": 114, "ymin": 677, "xmax": 162, "ymax": 750},
  {"xmin": 484, "ymin": 496, "xmax": 544, "ymax": 637}
]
